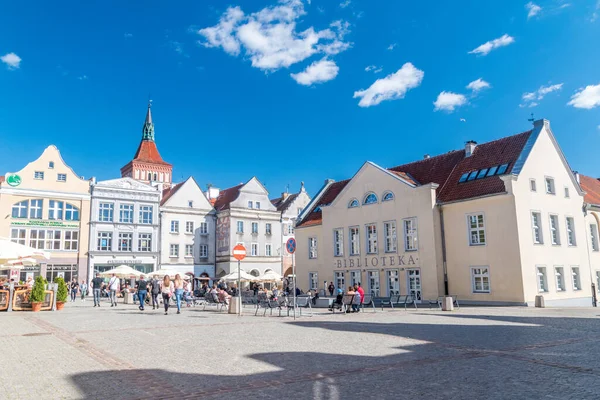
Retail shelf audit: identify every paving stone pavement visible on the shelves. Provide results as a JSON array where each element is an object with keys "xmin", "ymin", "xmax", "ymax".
[{"xmin": 1, "ymin": 298, "xmax": 600, "ymax": 399}]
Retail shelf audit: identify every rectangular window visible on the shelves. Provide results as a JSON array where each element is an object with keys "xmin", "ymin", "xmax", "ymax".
[
  {"xmin": 549, "ymin": 214, "xmax": 560, "ymax": 245},
  {"xmin": 335, "ymin": 271, "xmax": 345, "ymax": 291},
  {"xmin": 571, "ymin": 267, "xmax": 581, "ymax": 291},
  {"xmin": 349, "ymin": 226, "xmax": 360, "ymax": 256},
  {"xmin": 44, "ymin": 230, "xmax": 61, "ymax": 250},
  {"xmin": 532, "ymin": 212, "xmax": 543, "ymax": 244},
  {"xmin": 200, "ymin": 222, "xmax": 208, "ymax": 234},
  {"xmin": 138, "ymin": 233, "xmax": 152, "ymax": 252},
  {"xmin": 256, "ymin": 201, "xmax": 261, "ymax": 209},
  {"xmin": 309, "ymin": 272, "xmax": 318, "ymax": 291},
  {"xmin": 333, "ymin": 228, "xmax": 344, "ymax": 256},
  {"xmin": 384, "ymin": 221, "xmax": 397, "ymax": 253},
  {"xmin": 98, "ymin": 202, "xmax": 113, "ymax": 222},
  {"xmin": 237, "ymin": 221, "xmax": 244, "ymax": 233},
  {"xmin": 139, "ymin": 205, "xmax": 153, "ymax": 224},
  {"xmin": 536, "ymin": 267, "xmax": 547, "ymax": 293},
  {"xmin": 10, "ymin": 228, "xmax": 26, "ymax": 245},
  {"xmin": 57, "ymin": 173, "xmax": 67, "ymax": 182},
  {"xmin": 265, "ymin": 243, "xmax": 272, "ymax": 256},
  {"xmin": 251, "ymin": 243, "xmax": 258, "ymax": 256},
  {"xmin": 170, "ymin": 220, "xmax": 179, "ymax": 233},
  {"xmin": 34, "ymin": 171, "xmax": 44, "ymax": 180},
  {"xmin": 188, "ymin": 200, "xmax": 193, "ymax": 208},
  {"xmin": 97, "ymin": 232, "xmax": 112, "ymax": 251},
  {"xmin": 11, "ymin": 200, "xmax": 28, "ymax": 218},
  {"xmin": 29, "ymin": 229, "xmax": 45, "ymax": 249},
  {"xmin": 65, "ymin": 204, "xmax": 79, "ymax": 221},
  {"xmin": 48, "ymin": 162, "xmax": 54, "ymax": 169},
  {"xmin": 118, "ymin": 232, "xmax": 132, "ymax": 252},
  {"xmin": 468, "ymin": 214, "xmax": 486, "ymax": 245},
  {"xmin": 287, "ymin": 224, "xmax": 295, "ymax": 235},
  {"xmin": 564, "ymin": 187, "xmax": 570, "ymax": 198},
  {"xmin": 29, "ymin": 199, "xmax": 43, "ymax": 219},
  {"xmin": 248, "ymin": 201, "xmax": 253, "ymax": 209},
  {"xmin": 309, "ymin": 237, "xmax": 317, "ymax": 259},
  {"xmin": 471, "ymin": 267, "xmax": 490, "ymax": 293},
  {"xmin": 186, "ymin": 221, "xmax": 194, "ymax": 234},
  {"xmin": 368, "ymin": 270, "xmax": 380, "ymax": 296},
  {"xmin": 169, "ymin": 244, "xmax": 179, "ymax": 257},
  {"xmin": 199, "ymin": 245, "xmax": 208, "ymax": 258},
  {"xmin": 545, "ymin": 177, "xmax": 555, "ymax": 194},
  {"xmin": 119, "ymin": 204, "xmax": 133, "ymax": 223},
  {"xmin": 265, "ymin": 223, "xmax": 272, "ymax": 235},
  {"xmin": 566, "ymin": 217, "xmax": 576, "ymax": 246},
  {"xmin": 591, "ymin": 224, "xmax": 599, "ymax": 251},
  {"xmin": 404, "ymin": 218, "xmax": 418, "ymax": 251},
  {"xmin": 252, "ymin": 222, "xmax": 259, "ymax": 234},
  {"xmin": 49, "ymin": 200, "xmax": 64, "ymax": 220},
  {"xmin": 185, "ymin": 244, "xmax": 193, "ymax": 257},
  {"xmin": 366, "ymin": 224, "xmax": 378, "ymax": 254},
  {"xmin": 555, "ymin": 267, "xmax": 565, "ymax": 291},
  {"xmin": 530, "ymin": 179, "xmax": 537, "ymax": 192},
  {"xmin": 64, "ymin": 231, "xmax": 79, "ymax": 251}
]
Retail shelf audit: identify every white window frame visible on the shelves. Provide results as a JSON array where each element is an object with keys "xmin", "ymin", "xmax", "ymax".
[
  {"xmin": 248, "ymin": 201, "xmax": 253, "ymax": 209},
  {"xmin": 256, "ymin": 201, "xmax": 261, "ymax": 209},
  {"xmin": 29, "ymin": 199, "xmax": 43, "ymax": 219},
  {"xmin": 118, "ymin": 232, "xmax": 132, "ymax": 252},
  {"xmin": 10, "ymin": 228, "xmax": 26, "ymax": 245},
  {"xmin": 186, "ymin": 221, "xmax": 194, "ymax": 234},
  {"xmin": 98, "ymin": 202, "xmax": 113, "ymax": 222},
  {"xmin": 571, "ymin": 266, "xmax": 581, "ymax": 291},
  {"xmin": 200, "ymin": 222, "xmax": 208, "ymax": 234},
  {"xmin": 308, "ymin": 237, "xmax": 317, "ymax": 259},
  {"xmin": 536, "ymin": 266, "xmax": 548, "ymax": 293},
  {"xmin": 549, "ymin": 214, "xmax": 560, "ymax": 245},
  {"xmin": 64, "ymin": 231, "xmax": 79, "ymax": 251},
  {"xmin": 532, "ymin": 212, "xmax": 544, "ymax": 244},
  {"xmin": 199, "ymin": 245, "xmax": 208, "ymax": 258},
  {"xmin": 403, "ymin": 217, "xmax": 418, "ymax": 251},
  {"xmin": 265, "ymin": 243, "xmax": 272, "ymax": 256},
  {"xmin": 308, "ymin": 272, "xmax": 318, "ymax": 291},
  {"xmin": 366, "ymin": 224, "xmax": 378, "ymax": 254},
  {"xmin": 565, "ymin": 217, "xmax": 576, "ymax": 246},
  {"xmin": 384, "ymin": 220, "xmax": 397, "ymax": 253},
  {"xmin": 237, "ymin": 221, "xmax": 244, "ymax": 233},
  {"xmin": 138, "ymin": 233, "xmax": 152, "ymax": 252},
  {"xmin": 591, "ymin": 224, "xmax": 599, "ymax": 251},
  {"xmin": 34, "ymin": 171, "xmax": 44, "ymax": 180},
  {"xmin": 57, "ymin": 173, "xmax": 67, "ymax": 182},
  {"xmin": 170, "ymin": 220, "xmax": 180, "ymax": 234},
  {"xmin": 97, "ymin": 232, "xmax": 112, "ymax": 251},
  {"xmin": 44, "ymin": 230, "xmax": 61, "ymax": 250},
  {"xmin": 169, "ymin": 244, "xmax": 179, "ymax": 258},
  {"xmin": 252, "ymin": 222, "xmax": 259, "ymax": 235},
  {"xmin": 530, "ymin": 179, "xmax": 537, "ymax": 192},
  {"xmin": 467, "ymin": 213, "xmax": 486, "ymax": 246},
  {"xmin": 335, "ymin": 271, "xmax": 345, "ymax": 291},
  {"xmin": 555, "ymin": 266, "xmax": 565, "ymax": 291},
  {"xmin": 333, "ymin": 228, "xmax": 344, "ymax": 256},
  {"xmin": 49, "ymin": 200, "xmax": 64, "ymax": 221},
  {"xmin": 185, "ymin": 244, "xmax": 193, "ymax": 258},
  {"xmin": 265, "ymin": 223, "xmax": 272, "ymax": 235},
  {"xmin": 139, "ymin": 205, "xmax": 153, "ymax": 224},
  {"xmin": 545, "ymin": 176, "xmax": 556, "ymax": 195},
  {"xmin": 564, "ymin": 186, "xmax": 570, "ymax": 198},
  {"xmin": 251, "ymin": 243, "xmax": 258, "ymax": 256},
  {"xmin": 12, "ymin": 200, "xmax": 28, "ymax": 218},
  {"xmin": 119, "ymin": 204, "xmax": 133, "ymax": 223},
  {"xmin": 65, "ymin": 203, "xmax": 79, "ymax": 221},
  {"xmin": 29, "ymin": 229, "xmax": 45, "ymax": 249},
  {"xmin": 471, "ymin": 266, "xmax": 490, "ymax": 293},
  {"xmin": 349, "ymin": 226, "xmax": 360, "ymax": 256}
]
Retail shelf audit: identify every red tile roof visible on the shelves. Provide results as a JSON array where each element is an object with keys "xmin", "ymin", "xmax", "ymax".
[
  {"xmin": 297, "ymin": 130, "xmax": 533, "ymax": 227},
  {"xmin": 271, "ymin": 193, "xmax": 299, "ymax": 212},
  {"xmin": 133, "ymin": 140, "xmax": 171, "ymax": 166},
  {"xmin": 160, "ymin": 182, "xmax": 182, "ymax": 206},
  {"xmin": 212, "ymin": 184, "xmax": 243, "ymax": 211},
  {"xmin": 580, "ymin": 174, "xmax": 600, "ymax": 206}
]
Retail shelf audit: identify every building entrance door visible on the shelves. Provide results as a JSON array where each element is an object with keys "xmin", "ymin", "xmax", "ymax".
[
  {"xmin": 367, "ymin": 270, "xmax": 380, "ymax": 296},
  {"xmin": 386, "ymin": 269, "xmax": 400, "ymax": 296},
  {"xmin": 407, "ymin": 268, "xmax": 422, "ymax": 303}
]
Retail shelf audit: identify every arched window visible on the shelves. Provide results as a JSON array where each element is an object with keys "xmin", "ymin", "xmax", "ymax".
[
  {"xmin": 65, "ymin": 204, "xmax": 80, "ymax": 221},
  {"xmin": 147, "ymin": 172, "xmax": 152, "ymax": 181},
  {"xmin": 382, "ymin": 191, "xmax": 394, "ymax": 202},
  {"xmin": 153, "ymin": 173, "xmax": 157, "ymax": 181},
  {"xmin": 11, "ymin": 200, "xmax": 28, "ymax": 218},
  {"xmin": 348, "ymin": 199, "xmax": 359, "ymax": 208},
  {"xmin": 363, "ymin": 193, "xmax": 378, "ymax": 205}
]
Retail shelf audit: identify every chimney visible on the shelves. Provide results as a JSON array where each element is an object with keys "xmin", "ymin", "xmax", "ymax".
[
  {"xmin": 206, "ymin": 186, "xmax": 220, "ymax": 201},
  {"xmin": 573, "ymin": 171, "xmax": 580, "ymax": 184},
  {"xmin": 281, "ymin": 192, "xmax": 289, "ymax": 200},
  {"xmin": 465, "ymin": 140, "xmax": 477, "ymax": 157},
  {"xmin": 423, "ymin": 154, "xmax": 430, "ymax": 159}
]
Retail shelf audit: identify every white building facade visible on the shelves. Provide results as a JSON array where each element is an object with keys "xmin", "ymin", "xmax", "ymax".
[
  {"xmin": 159, "ymin": 177, "xmax": 216, "ymax": 278},
  {"xmin": 88, "ymin": 178, "xmax": 161, "ymax": 276}
]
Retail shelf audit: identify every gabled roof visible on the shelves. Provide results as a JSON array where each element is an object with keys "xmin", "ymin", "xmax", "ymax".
[
  {"xmin": 580, "ymin": 174, "xmax": 600, "ymax": 206},
  {"xmin": 95, "ymin": 177, "xmax": 158, "ymax": 191},
  {"xmin": 271, "ymin": 193, "xmax": 299, "ymax": 212},
  {"xmin": 297, "ymin": 180, "xmax": 350, "ymax": 227},
  {"xmin": 213, "ymin": 184, "xmax": 243, "ymax": 211},
  {"xmin": 160, "ymin": 182, "xmax": 183, "ymax": 206},
  {"xmin": 131, "ymin": 140, "xmax": 171, "ymax": 166}
]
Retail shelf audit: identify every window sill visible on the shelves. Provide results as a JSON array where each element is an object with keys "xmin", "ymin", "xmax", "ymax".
[
  {"xmin": 236, "ymin": 231, "xmax": 244, "ymax": 234},
  {"xmin": 170, "ymin": 232, "xmax": 180, "ymax": 235},
  {"xmin": 533, "ymin": 242, "xmax": 544, "ymax": 245},
  {"xmin": 251, "ymin": 232, "xmax": 259, "ymax": 236},
  {"xmin": 469, "ymin": 243, "xmax": 486, "ymax": 247},
  {"xmin": 266, "ymin": 232, "xmax": 272, "ymax": 236},
  {"xmin": 169, "ymin": 255, "xmax": 179, "ymax": 258},
  {"xmin": 185, "ymin": 232, "xmax": 194, "ymax": 235},
  {"xmin": 472, "ymin": 291, "xmax": 491, "ymax": 294},
  {"xmin": 568, "ymin": 244, "xmax": 577, "ymax": 247},
  {"xmin": 184, "ymin": 255, "xmax": 194, "ymax": 259},
  {"xmin": 200, "ymin": 232, "xmax": 209, "ymax": 236},
  {"xmin": 199, "ymin": 256, "xmax": 209, "ymax": 259}
]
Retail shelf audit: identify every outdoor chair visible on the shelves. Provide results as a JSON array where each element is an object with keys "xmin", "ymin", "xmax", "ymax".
[
  {"xmin": 381, "ymin": 294, "xmax": 401, "ymax": 310},
  {"xmin": 333, "ymin": 294, "xmax": 355, "ymax": 314},
  {"xmin": 360, "ymin": 294, "xmax": 376, "ymax": 313},
  {"xmin": 400, "ymin": 295, "xmax": 417, "ymax": 309},
  {"xmin": 288, "ymin": 295, "xmax": 313, "ymax": 317}
]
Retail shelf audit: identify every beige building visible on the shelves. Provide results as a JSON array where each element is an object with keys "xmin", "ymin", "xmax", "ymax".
[
  {"xmin": 296, "ymin": 119, "xmax": 595, "ymax": 306},
  {"xmin": 0, "ymin": 145, "xmax": 91, "ymax": 282}
]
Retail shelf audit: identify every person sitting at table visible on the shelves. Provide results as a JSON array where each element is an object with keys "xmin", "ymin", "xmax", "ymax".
[{"xmin": 218, "ymin": 287, "xmax": 231, "ymax": 305}]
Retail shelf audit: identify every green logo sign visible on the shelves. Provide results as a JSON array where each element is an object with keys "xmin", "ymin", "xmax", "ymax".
[{"xmin": 6, "ymin": 174, "xmax": 21, "ymax": 187}]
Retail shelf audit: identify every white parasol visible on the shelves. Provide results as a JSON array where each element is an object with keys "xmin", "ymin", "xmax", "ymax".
[
  {"xmin": 257, "ymin": 270, "xmax": 283, "ymax": 282},
  {"xmin": 99, "ymin": 265, "xmax": 142, "ymax": 279},
  {"xmin": 146, "ymin": 269, "xmax": 191, "ymax": 279},
  {"xmin": 0, "ymin": 238, "xmax": 50, "ymax": 265},
  {"xmin": 220, "ymin": 269, "xmax": 258, "ymax": 282}
]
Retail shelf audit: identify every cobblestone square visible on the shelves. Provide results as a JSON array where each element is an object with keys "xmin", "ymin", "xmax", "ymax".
[{"xmin": 1, "ymin": 301, "xmax": 600, "ymax": 399}]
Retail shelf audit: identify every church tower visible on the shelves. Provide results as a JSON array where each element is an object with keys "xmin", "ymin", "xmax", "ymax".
[{"xmin": 120, "ymin": 101, "xmax": 173, "ymax": 188}]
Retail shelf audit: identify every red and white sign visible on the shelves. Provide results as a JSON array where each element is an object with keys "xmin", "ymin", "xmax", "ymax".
[
  {"xmin": 232, "ymin": 244, "xmax": 246, "ymax": 261},
  {"xmin": 10, "ymin": 270, "xmax": 19, "ymax": 280}
]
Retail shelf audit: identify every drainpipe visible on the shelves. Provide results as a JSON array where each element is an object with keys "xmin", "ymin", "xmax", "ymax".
[
  {"xmin": 438, "ymin": 205, "xmax": 449, "ymax": 296},
  {"xmin": 213, "ymin": 212, "xmax": 217, "ymax": 281},
  {"xmin": 583, "ymin": 203, "xmax": 598, "ymax": 307}
]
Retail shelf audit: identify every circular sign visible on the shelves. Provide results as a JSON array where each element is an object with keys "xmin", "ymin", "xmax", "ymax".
[
  {"xmin": 286, "ymin": 238, "xmax": 296, "ymax": 254},
  {"xmin": 6, "ymin": 174, "xmax": 21, "ymax": 187},
  {"xmin": 232, "ymin": 244, "xmax": 246, "ymax": 261}
]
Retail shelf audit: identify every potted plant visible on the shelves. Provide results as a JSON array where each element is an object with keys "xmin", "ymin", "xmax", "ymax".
[
  {"xmin": 30, "ymin": 275, "xmax": 47, "ymax": 312},
  {"xmin": 55, "ymin": 276, "xmax": 68, "ymax": 310}
]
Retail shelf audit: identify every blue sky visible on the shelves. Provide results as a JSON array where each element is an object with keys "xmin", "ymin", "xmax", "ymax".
[{"xmin": 1, "ymin": 0, "xmax": 599, "ymax": 197}]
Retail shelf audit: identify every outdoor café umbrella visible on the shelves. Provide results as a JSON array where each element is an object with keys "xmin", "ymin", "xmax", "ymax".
[
  {"xmin": 146, "ymin": 269, "xmax": 188, "ymax": 279},
  {"xmin": 99, "ymin": 265, "xmax": 142, "ymax": 279},
  {"xmin": 220, "ymin": 269, "xmax": 257, "ymax": 282},
  {"xmin": 0, "ymin": 257, "xmax": 39, "ymax": 269},
  {"xmin": 0, "ymin": 238, "xmax": 50, "ymax": 264},
  {"xmin": 257, "ymin": 270, "xmax": 283, "ymax": 282}
]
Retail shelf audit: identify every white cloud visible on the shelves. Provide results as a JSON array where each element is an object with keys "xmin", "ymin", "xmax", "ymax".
[
  {"xmin": 353, "ymin": 62, "xmax": 424, "ymax": 107},
  {"xmin": 521, "ymin": 83, "xmax": 563, "ymax": 107},
  {"xmin": 197, "ymin": 0, "xmax": 351, "ymax": 75},
  {"xmin": 77, "ymin": 75, "xmax": 88, "ymax": 80},
  {"xmin": 592, "ymin": 0, "xmax": 600, "ymax": 22},
  {"xmin": 365, "ymin": 65, "xmax": 382, "ymax": 73},
  {"xmin": 468, "ymin": 34, "xmax": 514, "ymax": 56},
  {"xmin": 597, "ymin": 124, "xmax": 600, "ymax": 130},
  {"xmin": 1, "ymin": 52, "xmax": 21, "ymax": 69},
  {"xmin": 568, "ymin": 84, "xmax": 600, "ymax": 109},
  {"xmin": 434, "ymin": 91, "xmax": 468, "ymax": 112},
  {"xmin": 124, "ymin": 33, "xmax": 133, "ymax": 38},
  {"xmin": 466, "ymin": 78, "xmax": 491, "ymax": 93},
  {"xmin": 387, "ymin": 43, "xmax": 397, "ymax": 51},
  {"xmin": 291, "ymin": 59, "xmax": 338, "ymax": 85},
  {"xmin": 526, "ymin": 2, "xmax": 542, "ymax": 18},
  {"xmin": 339, "ymin": 0, "xmax": 351, "ymax": 8}
]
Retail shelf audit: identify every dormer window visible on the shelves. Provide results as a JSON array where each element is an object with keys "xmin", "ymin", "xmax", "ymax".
[
  {"xmin": 48, "ymin": 161, "xmax": 54, "ymax": 169},
  {"xmin": 348, "ymin": 199, "xmax": 359, "ymax": 208},
  {"xmin": 188, "ymin": 201, "xmax": 193, "ymax": 208},
  {"xmin": 363, "ymin": 193, "xmax": 378, "ymax": 205},
  {"xmin": 382, "ymin": 192, "xmax": 394, "ymax": 202},
  {"xmin": 256, "ymin": 202, "xmax": 261, "ymax": 209},
  {"xmin": 248, "ymin": 201, "xmax": 253, "ymax": 209}
]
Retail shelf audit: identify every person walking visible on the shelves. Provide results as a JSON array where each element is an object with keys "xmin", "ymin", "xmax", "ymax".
[
  {"xmin": 328, "ymin": 282, "xmax": 335, "ymax": 297},
  {"xmin": 69, "ymin": 279, "xmax": 79, "ymax": 302},
  {"xmin": 91, "ymin": 273, "xmax": 103, "ymax": 307},
  {"xmin": 136, "ymin": 275, "xmax": 148, "ymax": 311},
  {"xmin": 160, "ymin": 275, "xmax": 174, "ymax": 315},
  {"xmin": 173, "ymin": 274, "xmax": 184, "ymax": 314},
  {"xmin": 108, "ymin": 273, "xmax": 120, "ymax": 307},
  {"xmin": 80, "ymin": 280, "xmax": 88, "ymax": 301},
  {"xmin": 150, "ymin": 275, "xmax": 160, "ymax": 310}
]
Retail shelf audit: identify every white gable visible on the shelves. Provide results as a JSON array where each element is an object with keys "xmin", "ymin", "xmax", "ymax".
[
  {"xmin": 95, "ymin": 177, "xmax": 157, "ymax": 192},
  {"xmin": 230, "ymin": 177, "xmax": 277, "ymax": 211},
  {"xmin": 162, "ymin": 177, "xmax": 213, "ymax": 211}
]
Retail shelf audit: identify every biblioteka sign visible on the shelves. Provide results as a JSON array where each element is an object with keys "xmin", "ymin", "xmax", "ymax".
[{"xmin": 334, "ymin": 254, "xmax": 419, "ymax": 269}]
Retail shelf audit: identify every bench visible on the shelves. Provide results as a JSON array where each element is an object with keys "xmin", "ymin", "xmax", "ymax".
[
  {"xmin": 332, "ymin": 294, "xmax": 360, "ymax": 314},
  {"xmin": 381, "ymin": 294, "xmax": 417, "ymax": 310},
  {"xmin": 255, "ymin": 293, "xmax": 283, "ymax": 316},
  {"xmin": 202, "ymin": 292, "xmax": 227, "ymax": 312},
  {"xmin": 360, "ymin": 294, "xmax": 376, "ymax": 313},
  {"xmin": 288, "ymin": 295, "xmax": 313, "ymax": 317}
]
